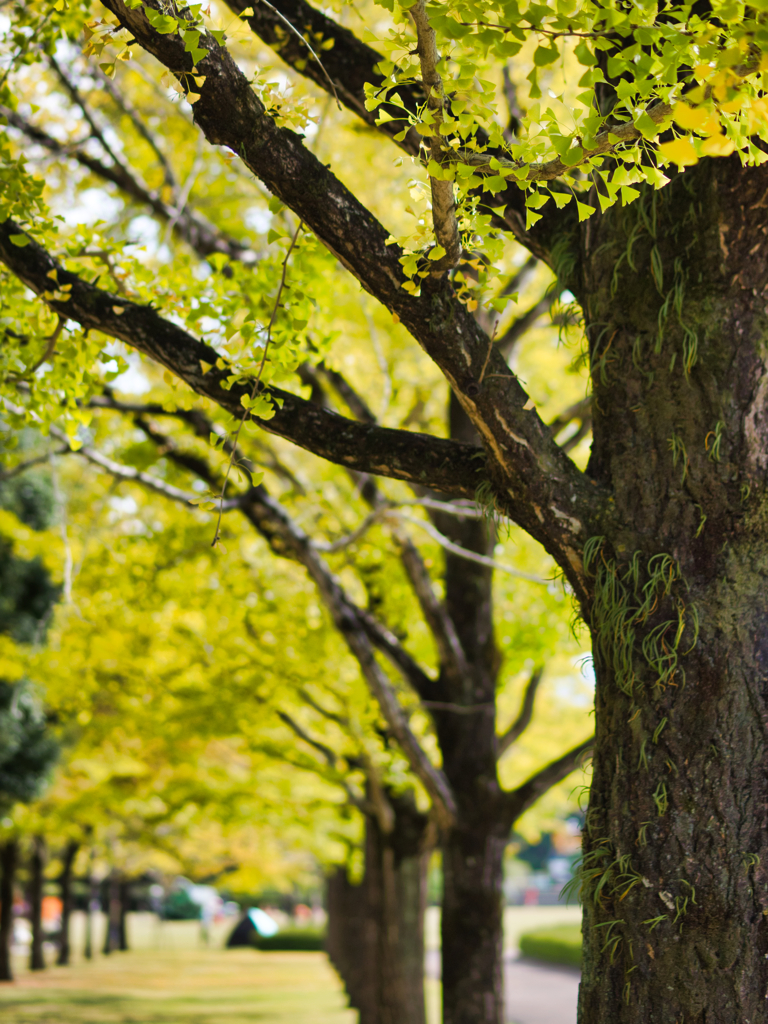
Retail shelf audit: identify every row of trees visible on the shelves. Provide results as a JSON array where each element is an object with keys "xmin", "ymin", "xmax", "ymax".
[
  {"xmin": 0, "ymin": 415, "xmax": 590, "ymax": 1012},
  {"xmin": 0, "ymin": 471, "xmax": 360, "ymax": 979}
]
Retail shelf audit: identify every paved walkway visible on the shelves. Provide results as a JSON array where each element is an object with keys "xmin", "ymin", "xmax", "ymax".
[
  {"xmin": 425, "ymin": 950, "xmax": 579, "ymax": 1024},
  {"xmin": 505, "ymin": 956, "xmax": 579, "ymax": 1024}
]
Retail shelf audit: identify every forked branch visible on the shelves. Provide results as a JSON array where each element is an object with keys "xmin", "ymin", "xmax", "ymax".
[
  {"xmin": 505, "ymin": 735, "xmax": 594, "ymax": 820},
  {"xmin": 497, "ymin": 665, "xmax": 544, "ymax": 759}
]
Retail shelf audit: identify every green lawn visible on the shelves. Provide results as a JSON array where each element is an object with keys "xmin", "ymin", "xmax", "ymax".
[
  {"xmin": 0, "ymin": 948, "xmax": 357, "ymax": 1024},
  {"xmin": 0, "ymin": 908, "xmax": 582, "ymax": 1024},
  {"xmin": 518, "ymin": 923, "xmax": 582, "ymax": 968}
]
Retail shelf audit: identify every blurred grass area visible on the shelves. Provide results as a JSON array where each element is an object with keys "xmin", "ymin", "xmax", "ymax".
[
  {"xmin": 0, "ymin": 948, "xmax": 357, "ymax": 1024},
  {"xmin": 518, "ymin": 924, "xmax": 582, "ymax": 968},
  {"xmin": 424, "ymin": 905, "xmax": 582, "ymax": 952}
]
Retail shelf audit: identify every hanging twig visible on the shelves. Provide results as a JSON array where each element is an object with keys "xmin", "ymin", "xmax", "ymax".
[
  {"xmin": 162, "ymin": 135, "xmax": 205, "ymax": 251},
  {"xmin": 254, "ymin": 0, "xmax": 342, "ymax": 110},
  {"xmin": 211, "ymin": 219, "xmax": 304, "ymax": 548},
  {"xmin": 94, "ymin": 62, "xmax": 178, "ymax": 195}
]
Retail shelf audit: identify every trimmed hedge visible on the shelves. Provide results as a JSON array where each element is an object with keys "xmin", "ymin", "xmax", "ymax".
[
  {"xmin": 518, "ymin": 924, "xmax": 582, "ymax": 968},
  {"xmin": 253, "ymin": 929, "xmax": 326, "ymax": 951}
]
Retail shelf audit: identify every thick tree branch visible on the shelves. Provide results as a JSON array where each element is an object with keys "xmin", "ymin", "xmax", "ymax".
[
  {"xmin": 496, "ymin": 666, "xmax": 543, "ymax": 759},
  {"xmin": 505, "ymin": 735, "xmax": 594, "ymax": 819},
  {"xmin": 0, "ymin": 219, "xmax": 483, "ymax": 499},
  {"xmin": 97, "ymin": 0, "xmax": 604, "ymax": 599}
]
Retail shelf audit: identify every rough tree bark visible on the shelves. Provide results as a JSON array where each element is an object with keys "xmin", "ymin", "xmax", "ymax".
[
  {"xmin": 327, "ymin": 790, "xmax": 429, "ymax": 1024},
  {"xmin": 0, "ymin": 839, "xmax": 17, "ymax": 981},
  {"xmin": 573, "ymin": 157, "xmax": 768, "ymax": 1022},
  {"xmin": 29, "ymin": 834, "xmax": 46, "ymax": 971},
  {"xmin": 56, "ymin": 840, "xmax": 79, "ymax": 966}
]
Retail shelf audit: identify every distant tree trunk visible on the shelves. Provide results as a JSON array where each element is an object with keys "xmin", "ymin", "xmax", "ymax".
[
  {"xmin": 327, "ymin": 866, "xmax": 376, "ymax": 1022},
  {"xmin": 56, "ymin": 840, "xmax": 78, "ymax": 966},
  {"xmin": 102, "ymin": 871, "xmax": 121, "ymax": 954},
  {"xmin": 29, "ymin": 835, "xmax": 46, "ymax": 971},
  {"xmin": 118, "ymin": 877, "xmax": 129, "ymax": 951},
  {"xmin": 83, "ymin": 851, "xmax": 97, "ymax": 960},
  {"xmin": 0, "ymin": 839, "xmax": 17, "ymax": 981},
  {"xmin": 326, "ymin": 791, "xmax": 429, "ymax": 1024},
  {"xmin": 430, "ymin": 394, "xmax": 506, "ymax": 1024},
  {"xmin": 441, "ymin": 824, "xmax": 506, "ymax": 1024}
]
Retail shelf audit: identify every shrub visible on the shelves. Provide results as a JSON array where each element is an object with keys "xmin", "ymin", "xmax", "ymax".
[
  {"xmin": 163, "ymin": 889, "xmax": 201, "ymax": 921},
  {"xmin": 253, "ymin": 928, "xmax": 326, "ymax": 951},
  {"xmin": 518, "ymin": 924, "xmax": 582, "ymax": 968}
]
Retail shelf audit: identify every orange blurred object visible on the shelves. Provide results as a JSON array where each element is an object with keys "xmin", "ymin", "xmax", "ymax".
[{"xmin": 41, "ymin": 896, "xmax": 62, "ymax": 924}]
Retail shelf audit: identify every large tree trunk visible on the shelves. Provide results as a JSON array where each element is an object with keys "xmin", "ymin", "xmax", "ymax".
[
  {"xmin": 0, "ymin": 839, "xmax": 17, "ymax": 981},
  {"xmin": 326, "ymin": 792, "xmax": 429, "ymax": 1024},
  {"xmin": 29, "ymin": 835, "xmax": 46, "ymax": 971},
  {"xmin": 56, "ymin": 840, "xmax": 78, "ymax": 966},
  {"xmin": 575, "ymin": 156, "xmax": 768, "ymax": 1021}
]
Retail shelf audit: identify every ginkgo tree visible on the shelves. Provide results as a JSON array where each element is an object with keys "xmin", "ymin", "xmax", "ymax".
[{"xmin": 2, "ymin": 0, "xmax": 766, "ymax": 1019}]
